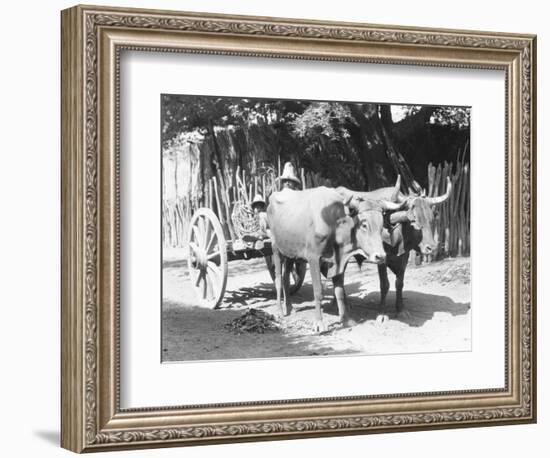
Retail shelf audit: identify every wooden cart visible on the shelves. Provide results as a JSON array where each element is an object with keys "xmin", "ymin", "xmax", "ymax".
[{"xmin": 186, "ymin": 207, "xmax": 307, "ymax": 308}]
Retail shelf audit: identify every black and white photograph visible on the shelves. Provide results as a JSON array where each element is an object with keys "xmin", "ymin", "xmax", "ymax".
[
  {"xmin": 1, "ymin": 0, "xmax": 542, "ymax": 454},
  {"xmin": 161, "ymin": 95, "xmax": 471, "ymax": 362}
]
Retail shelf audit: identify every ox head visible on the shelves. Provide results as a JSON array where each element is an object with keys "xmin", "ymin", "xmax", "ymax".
[
  {"xmin": 390, "ymin": 177, "xmax": 452, "ymax": 255},
  {"xmin": 336, "ymin": 195, "xmax": 403, "ymax": 264}
]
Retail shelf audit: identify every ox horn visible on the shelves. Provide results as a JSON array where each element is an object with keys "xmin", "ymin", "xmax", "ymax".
[
  {"xmin": 379, "ymin": 199, "xmax": 405, "ymax": 211},
  {"xmin": 342, "ymin": 194, "xmax": 353, "ymax": 207},
  {"xmin": 389, "ymin": 211, "xmax": 411, "ymax": 225},
  {"xmin": 340, "ymin": 191, "xmax": 362, "ymax": 212},
  {"xmin": 390, "ymin": 175, "xmax": 401, "ymax": 202},
  {"xmin": 426, "ymin": 177, "xmax": 452, "ymax": 205},
  {"xmin": 336, "ymin": 186, "xmax": 354, "ymax": 206}
]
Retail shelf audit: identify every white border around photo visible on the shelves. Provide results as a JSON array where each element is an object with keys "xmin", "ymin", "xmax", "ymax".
[{"xmin": 120, "ymin": 51, "xmax": 505, "ymax": 409}]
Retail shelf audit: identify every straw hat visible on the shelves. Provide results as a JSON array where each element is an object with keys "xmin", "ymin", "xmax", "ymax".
[
  {"xmin": 251, "ymin": 194, "xmax": 266, "ymax": 209},
  {"xmin": 277, "ymin": 162, "xmax": 302, "ymax": 187}
]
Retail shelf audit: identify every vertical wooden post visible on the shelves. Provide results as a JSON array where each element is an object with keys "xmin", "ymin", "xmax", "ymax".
[
  {"xmin": 213, "ymin": 176, "xmax": 225, "ymax": 226},
  {"xmin": 209, "ymin": 178, "xmax": 214, "ymax": 210}
]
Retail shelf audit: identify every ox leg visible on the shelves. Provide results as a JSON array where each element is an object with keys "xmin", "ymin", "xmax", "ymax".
[
  {"xmin": 395, "ymin": 252, "xmax": 409, "ymax": 314},
  {"xmin": 309, "ymin": 259, "xmax": 327, "ymax": 333},
  {"xmin": 333, "ymin": 273, "xmax": 355, "ymax": 327},
  {"xmin": 376, "ymin": 263, "xmax": 391, "ymax": 325},
  {"xmin": 272, "ymin": 248, "xmax": 285, "ymax": 317},
  {"xmin": 282, "ymin": 258, "xmax": 293, "ymax": 316},
  {"xmin": 377, "ymin": 264, "xmax": 390, "ymax": 311}
]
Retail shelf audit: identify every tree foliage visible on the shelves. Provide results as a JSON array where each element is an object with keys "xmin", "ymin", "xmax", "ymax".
[
  {"xmin": 161, "ymin": 95, "xmax": 470, "ymax": 190},
  {"xmin": 291, "ymin": 102, "xmax": 356, "ymax": 140}
]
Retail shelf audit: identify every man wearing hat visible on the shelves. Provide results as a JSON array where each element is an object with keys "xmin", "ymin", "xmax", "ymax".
[
  {"xmin": 251, "ymin": 194, "xmax": 269, "ymax": 249},
  {"xmin": 277, "ymin": 162, "xmax": 302, "ymax": 191}
]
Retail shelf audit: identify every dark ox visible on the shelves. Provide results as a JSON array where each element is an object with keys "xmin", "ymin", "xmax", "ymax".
[
  {"xmin": 339, "ymin": 176, "xmax": 452, "ymax": 315},
  {"xmin": 267, "ymin": 185, "xmax": 401, "ymax": 332},
  {"xmin": 370, "ymin": 177, "xmax": 452, "ymax": 314}
]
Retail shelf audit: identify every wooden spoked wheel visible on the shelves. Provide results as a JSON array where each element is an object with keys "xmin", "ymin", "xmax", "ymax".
[
  {"xmin": 265, "ymin": 256, "xmax": 307, "ymax": 295},
  {"xmin": 187, "ymin": 208, "xmax": 228, "ymax": 309}
]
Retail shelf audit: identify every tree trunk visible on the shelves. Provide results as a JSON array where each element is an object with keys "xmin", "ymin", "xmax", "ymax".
[
  {"xmin": 348, "ymin": 104, "xmax": 401, "ymax": 190},
  {"xmin": 379, "ymin": 105, "xmax": 420, "ymax": 193},
  {"xmin": 207, "ymin": 119, "xmax": 227, "ymax": 190},
  {"xmin": 346, "ymin": 104, "xmax": 380, "ymax": 189}
]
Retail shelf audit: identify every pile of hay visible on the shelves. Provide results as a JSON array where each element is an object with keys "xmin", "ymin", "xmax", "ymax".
[{"xmin": 224, "ymin": 308, "xmax": 280, "ymax": 334}]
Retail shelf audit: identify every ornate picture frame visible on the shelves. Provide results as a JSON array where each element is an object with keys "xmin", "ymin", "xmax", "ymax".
[{"xmin": 61, "ymin": 4, "xmax": 536, "ymax": 453}]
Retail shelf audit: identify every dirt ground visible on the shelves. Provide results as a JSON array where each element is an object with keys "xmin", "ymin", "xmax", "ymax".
[{"xmin": 162, "ymin": 248, "xmax": 471, "ymax": 362}]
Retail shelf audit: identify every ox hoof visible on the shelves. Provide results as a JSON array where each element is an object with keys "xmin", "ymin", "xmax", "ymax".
[
  {"xmin": 376, "ymin": 314, "xmax": 390, "ymax": 325},
  {"xmin": 313, "ymin": 320, "xmax": 328, "ymax": 334},
  {"xmin": 279, "ymin": 308, "xmax": 292, "ymax": 318},
  {"xmin": 341, "ymin": 318, "xmax": 357, "ymax": 328}
]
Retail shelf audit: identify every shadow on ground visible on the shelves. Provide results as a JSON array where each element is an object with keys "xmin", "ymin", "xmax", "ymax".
[
  {"xmin": 162, "ymin": 257, "xmax": 471, "ymax": 361},
  {"xmin": 232, "ymin": 278, "xmax": 470, "ymax": 329},
  {"xmin": 323, "ymin": 282, "xmax": 471, "ymax": 328},
  {"xmin": 162, "ymin": 300, "xmax": 353, "ymax": 361},
  {"xmin": 163, "ymin": 258, "xmax": 188, "ymax": 269},
  {"xmin": 223, "ymin": 281, "xmax": 314, "ymax": 309}
]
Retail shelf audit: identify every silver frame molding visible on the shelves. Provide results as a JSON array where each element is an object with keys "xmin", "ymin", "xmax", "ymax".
[{"xmin": 61, "ymin": 4, "xmax": 536, "ymax": 453}]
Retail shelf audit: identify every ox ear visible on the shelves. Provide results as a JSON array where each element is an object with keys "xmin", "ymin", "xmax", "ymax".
[
  {"xmin": 345, "ymin": 196, "xmax": 362, "ymax": 217},
  {"xmin": 335, "ymin": 215, "xmax": 355, "ymax": 245}
]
